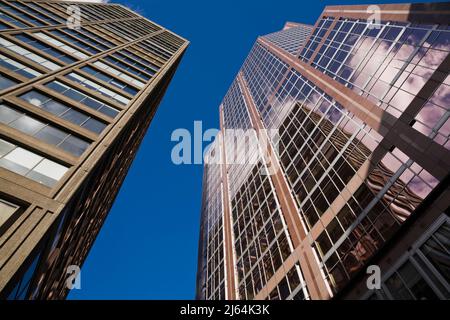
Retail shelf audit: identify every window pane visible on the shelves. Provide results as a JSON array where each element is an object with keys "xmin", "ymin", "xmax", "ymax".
[
  {"xmin": 59, "ymin": 136, "xmax": 89, "ymax": 157},
  {"xmin": 421, "ymin": 221, "xmax": 450, "ymax": 283},
  {"xmin": 0, "ymin": 199, "xmax": 19, "ymax": 226},
  {"xmin": 82, "ymin": 118, "xmax": 106, "ymax": 134},
  {"xmin": 0, "ymin": 74, "xmax": 17, "ymax": 90},
  {"xmin": 61, "ymin": 109, "xmax": 88, "ymax": 125},
  {"xmin": 0, "ymin": 138, "xmax": 68, "ymax": 187},
  {"xmin": 21, "ymin": 91, "xmax": 49, "ymax": 106},
  {"xmin": 42, "ymin": 100, "xmax": 69, "ymax": 115},
  {"xmin": 0, "ymin": 104, "xmax": 22, "ymax": 123},
  {"xmin": 0, "ymin": 139, "xmax": 15, "ymax": 157},
  {"xmin": 4, "ymin": 148, "xmax": 42, "ymax": 170},
  {"xmin": 34, "ymin": 126, "xmax": 66, "ymax": 145},
  {"xmin": 32, "ymin": 159, "xmax": 67, "ymax": 181},
  {"xmin": 10, "ymin": 116, "xmax": 45, "ymax": 135},
  {"xmin": 397, "ymin": 261, "xmax": 439, "ymax": 300}
]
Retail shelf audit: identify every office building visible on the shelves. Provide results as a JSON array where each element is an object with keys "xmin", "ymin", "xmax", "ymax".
[
  {"xmin": 196, "ymin": 3, "xmax": 449, "ymax": 300},
  {"xmin": 0, "ymin": 0, "xmax": 187, "ymax": 299}
]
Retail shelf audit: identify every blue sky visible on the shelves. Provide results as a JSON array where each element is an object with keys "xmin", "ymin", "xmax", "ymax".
[{"xmin": 68, "ymin": 0, "xmax": 433, "ymax": 300}]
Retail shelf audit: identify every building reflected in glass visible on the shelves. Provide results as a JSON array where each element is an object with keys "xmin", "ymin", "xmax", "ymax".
[{"xmin": 196, "ymin": 3, "xmax": 450, "ymax": 300}]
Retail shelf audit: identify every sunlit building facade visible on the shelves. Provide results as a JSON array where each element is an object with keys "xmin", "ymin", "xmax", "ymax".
[
  {"xmin": 0, "ymin": 0, "xmax": 187, "ymax": 299},
  {"xmin": 196, "ymin": 3, "xmax": 450, "ymax": 300}
]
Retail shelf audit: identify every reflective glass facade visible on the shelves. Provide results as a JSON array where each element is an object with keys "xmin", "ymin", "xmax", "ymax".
[{"xmin": 197, "ymin": 3, "xmax": 450, "ymax": 300}]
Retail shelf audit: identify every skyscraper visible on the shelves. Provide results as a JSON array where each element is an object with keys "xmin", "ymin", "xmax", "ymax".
[
  {"xmin": 196, "ymin": 3, "xmax": 450, "ymax": 300},
  {"xmin": 0, "ymin": 0, "xmax": 187, "ymax": 299}
]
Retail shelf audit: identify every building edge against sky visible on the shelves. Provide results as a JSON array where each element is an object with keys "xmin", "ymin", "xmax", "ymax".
[
  {"xmin": 196, "ymin": 2, "xmax": 450, "ymax": 300},
  {"xmin": 0, "ymin": 0, "xmax": 187, "ymax": 299}
]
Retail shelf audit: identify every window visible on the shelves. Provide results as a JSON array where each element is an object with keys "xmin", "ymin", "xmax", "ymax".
[
  {"xmin": 0, "ymin": 2, "xmax": 45, "ymax": 26},
  {"xmin": 93, "ymin": 61, "xmax": 146, "ymax": 88},
  {"xmin": 363, "ymin": 214, "xmax": 450, "ymax": 300},
  {"xmin": 0, "ymin": 21, "xmax": 10, "ymax": 30},
  {"xmin": 66, "ymin": 28, "xmax": 115, "ymax": 49},
  {"xmin": 0, "ymin": 53, "xmax": 41, "ymax": 78},
  {"xmin": 385, "ymin": 261, "xmax": 439, "ymax": 300},
  {"xmin": 420, "ymin": 221, "xmax": 450, "ymax": 284},
  {"xmin": 48, "ymin": 29, "xmax": 99, "ymax": 54},
  {"xmin": 118, "ymin": 49, "xmax": 161, "ymax": 72},
  {"xmin": 0, "ymin": 10, "xmax": 28, "ymax": 28},
  {"xmin": 81, "ymin": 65, "xmax": 140, "ymax": 95},
  {"xmin": 0, "ymin": 138, "xmax": 68, "ymax": 187},
  {"xmin": 45, "ymin": 81, "xmax": 119, "ymax": 118},
  {"xmin": 0, "ymin": 36, "xmax": 60, "ymax": 70},
  {"xmin": 13, "ymin": 34, "xmax": 77, "ymax": 65},
  {"xmin": 65, "ymin": 73, "xmax": 130, "ymax": 105},
  {"xmin": 34, "ymin": 32, "xmax": 89, "ymax": 59},
  {"xmin": 19, "ymin": 90, "xmax": 107, "ymax": 134},
  {"xmin": 9, "ymin": 1, "xmax": 61, "ymax": 25},
  {"xmin": 0, "ymin": 73, "xmax": 18, "ymax": 90},
  {"xmin": 0, "ymin": 104, "xmax": 90, "ymax": 157},
  {"xmin": 0, "ymin": 198, "xmax": 19, "ymax": 227},
  {"xmin": 110, "ymin": 51, "xmax": 159, "ymax": 78},
  {"xmin": 21, "ymin": 2, "xmax": 64, "ymax": 22}
]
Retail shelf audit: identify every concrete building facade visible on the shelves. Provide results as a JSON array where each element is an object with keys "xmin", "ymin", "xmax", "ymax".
[{"xmin": 0, "ymin": 0, "xmax": 187, "ymax": 299}]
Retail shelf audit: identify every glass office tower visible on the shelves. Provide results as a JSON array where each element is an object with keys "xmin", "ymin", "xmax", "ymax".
[
  {"xmin": 0, "ymin": 0, "xmax": 187, "ymax": 299},
  {"xmin": 196, "ymin": 3, "xmax": 449, "ymax": 300}
]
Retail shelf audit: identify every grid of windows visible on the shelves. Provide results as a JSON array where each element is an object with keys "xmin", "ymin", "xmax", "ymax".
[
  {"xmin": 78, "ymin": 65, "xmax": 139, "ymax": 95},
  {"xmin": 34, "ymin": 32, "xmax": 89, "ymax": 59},
  {"xmin": 47, "ymin": 29, "xmax": 100, "ymax": 55},
  {"xmin": 412, "ymin": 77, "xmax": 450, "ymax": 150},
  {"xmin": 241, "ymin": 43, "xmax": 289, "ymax": 117},
  {"xmin": 299, "ymin": 17, "xmax": 334, "ymax": 60},
  {"xmin": 45, "ymin": 81, "xmax": 119, "ymax": 118},
  {"xmin": 97, "ymin": 19, "xmax": 161, "ymax": 42},
  {"xmin": 93, "ymin": 61, "xmax": 146, "ymax": 89},
  {"xmin": 16, "ymin": 1, "xmax": 65, "ymax": 24},
  {"xmin": 19, "ymin": 90, "xmax": 107, "ymax": 134},
  {"xmin": 64, "ymin": 27, "xmax": 115, "ymax": 51},
  {"xmin": 0, "ymin": 2, "xmax": 45, "ymax": 27},
  {"xmin": 223, "ymin": 80, "xmax": 252, "ymax": 130},
  {"xmin": 0, "ymin": 0, "xmax": 187, "ymax": 300},
  {"xmin": 366, "ymin": 214, "xmax": 450, "ymax": 300},
  {"xmin": 0, "ymin": 137, "xmax": 68, "ymax": 187},
  {"xmin": 0, "ymin": 9, "xmax": 28, "ymax": 28},
  {"xmin": 201, "ymin": 145, "xmax": 226, "ymax": 300},
  {"xmin": 232, "ymin": 163, "xmax": 297, "ymax": 300},
  {"xmin": 262, "ymin": 25, "xmax": 313, "ymax": 55},
  {"xmin": 221, "ymin": 79, "xmax": 258, "ymax": 202},
  {"xmin": 0, "ymin": 53, "xmax": 41, "ymax": 78},
  {"xmin": 137, "ymin": 39, "xmax": 173, "ymax": 62},
  {"xmin": 264, "ymin": 69, "xmax": 382, "ymax": 234},
  {"xmin": 0, "ymin": 36, "xmax": 60, "ymax": 71},
  {"xmin": 0, "ymin": 104, "xmax": 90, "ymax": 157},
  {"xmin": 65, "ymin": 72, "xmax": 131, "ymax": 105},
  {"xmin": 315, "ymin": 147, "xmax": 440, "ymax": 292},
  {"xmin": 199, "ymin": 6, "xmax": 448, "ymax": 301},
  {"xmin": 103, "ymin": 55, "xmax": 153, "ymax": 81},
  {"xmin": 115, "ymin": 49, "xmax": 161, "ymax": 73},
  {"xmin": 7, "ymin": 1, "xmax": 61, "ymax": 25},
  {"xmin": 267, "ymin": 264, "xmax": 309, "ymax": 300},
  {"xmin": 13, "ymin": 33, "xmax": 77, "ymax": 65},
  {"xmin": 311, "ymin": 18, "xmax": 450, "ymax": 120},
  {"xmin": 52, "ymin": 2, "xmax": 138, "ymax": 23},
  {"xmin": 260, "ymin": 16, "xmax": 448, "ymax": 297}
]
